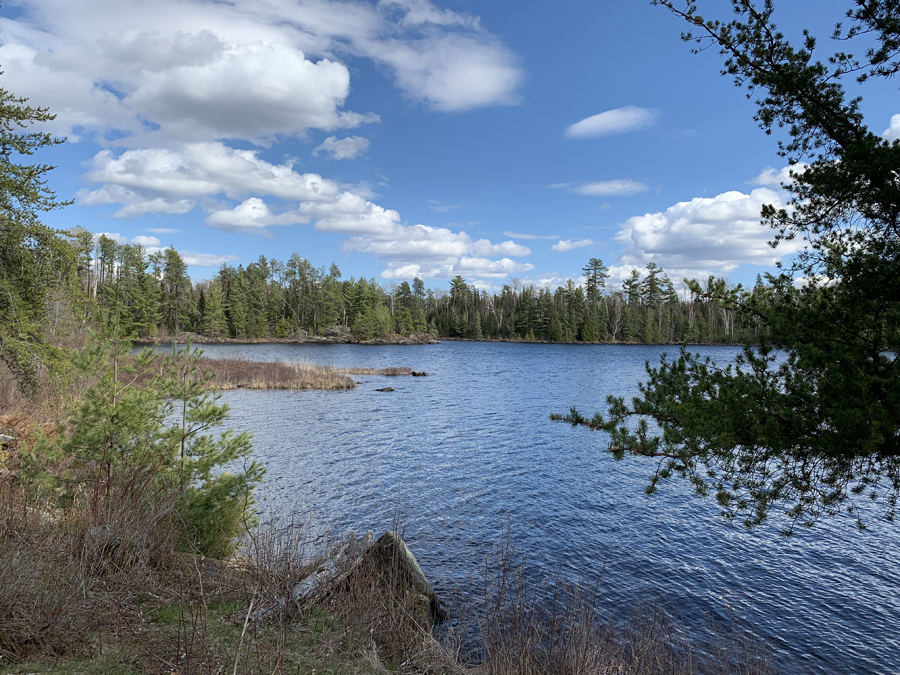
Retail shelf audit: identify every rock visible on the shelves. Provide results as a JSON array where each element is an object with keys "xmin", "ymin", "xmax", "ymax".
[
  {"xmin": 0, "ymin": 434, "xmax": 15, "ymax": 445},
  {"xmin": 363, "ymin": 530, "xmax": 446, "ymax": 628},
  {"xmin": 289, "ymin": 530, "xmax": 374, "ymax": 611},
  {"xmin": 256, "ymin": 529, "xmax": 445, "ymax": 631},
  {"xmin": 411, "ymin": 371, "xmax": 428, "ymax": 377},
  {"xmin": 375, "ymin": 387, "xmax": 395, "ymax": 392}
]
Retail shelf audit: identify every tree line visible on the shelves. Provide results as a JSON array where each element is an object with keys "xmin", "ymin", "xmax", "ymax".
[{"xmin": 70, "ymin": 233, "xmax": 763, "ymax": 345}]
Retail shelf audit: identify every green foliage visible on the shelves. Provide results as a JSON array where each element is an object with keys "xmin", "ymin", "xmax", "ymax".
[
  {"xmin": 55, "ymin": 334, "xmax": 264, "ymax": 557},
  {"xmin": 557, "ymin": 0, "xmax": 900, "ymax": 532},
  {"xmin": 0, "ymin": 84, "xmax": 76, "ymax": 393}
]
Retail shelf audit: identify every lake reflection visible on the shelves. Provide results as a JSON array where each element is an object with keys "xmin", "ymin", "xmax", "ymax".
[{"xmin": 176, "ymin": 341, "xmax": 900, "ymax": 675}]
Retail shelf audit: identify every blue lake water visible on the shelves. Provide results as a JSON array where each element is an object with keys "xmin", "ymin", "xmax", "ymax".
[{"xmin": 178, "ymin": 341, "xmax": 900, "ymax": 675}]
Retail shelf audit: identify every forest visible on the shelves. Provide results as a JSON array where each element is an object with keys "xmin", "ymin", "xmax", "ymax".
[{"xmin": 72, "ymin": 228, "xmax": 765, "ymax": 345}]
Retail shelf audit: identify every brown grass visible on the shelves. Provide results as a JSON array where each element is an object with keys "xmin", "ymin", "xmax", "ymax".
[
  {"xmin": 0, "ymin": 478, "xmax": 777, "ymax": 675},
  {"xmin": 471, "ymin": 538, "xmax": 775, "ymax": 675},
  {"xmin": 196, "ymin": 358, "xmax": 357, "ymax": 391},
  {"xmin": 335, "ymin": 366, "xmax": 413, "ymax": 376}
]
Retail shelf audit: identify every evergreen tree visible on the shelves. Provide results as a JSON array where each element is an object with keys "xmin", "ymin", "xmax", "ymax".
[
  {"xmin": 0, "ymin": 85, "xmax": 76, "ymax": 392},
  {"xmin": 55, "ymin": 336, "xmax": 264, "ymax": 558},
  {"xmin": 559, "ymin": 0, "xmax": 900, "ymax": 530},
  {"xmin": 202, "ymin": 281, "xmax": 229, "ymax": 338}
]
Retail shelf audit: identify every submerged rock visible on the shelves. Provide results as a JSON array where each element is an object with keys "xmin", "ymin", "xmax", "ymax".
[{"xmin": 375, "ymin": 387, "xmax": 395, "ymax": 392}]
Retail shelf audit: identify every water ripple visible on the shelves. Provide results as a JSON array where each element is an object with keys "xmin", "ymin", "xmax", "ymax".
[{"xmin": 185, "ymin": 341, "xmax": 900, "ymax": 675}]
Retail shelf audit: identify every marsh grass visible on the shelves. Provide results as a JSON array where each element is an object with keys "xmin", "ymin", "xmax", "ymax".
[
  {"xmin": 195, "ymin": 358, "xmax": 357, "ymax": 390},
  {"xmin": 335, "ymin": 366, "xmax": 413, "ymax": 376},
  {"xmin": 163, "ymin": 358, "xmax": 415, "ymax": 391},
  {"xmin": 469, "ymin": 535, "xmax": 775, "ymax": 675}
]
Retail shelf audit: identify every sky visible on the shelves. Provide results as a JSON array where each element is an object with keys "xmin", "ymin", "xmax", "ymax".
[{"xmin": 1, "ymin": 0, "xmax": 897, "ymax": 289}]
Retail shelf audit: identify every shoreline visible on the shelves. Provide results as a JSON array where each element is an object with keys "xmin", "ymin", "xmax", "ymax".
[{"xmin": 137, "ymin": 334, "xmax": 746, "ymax": 348}]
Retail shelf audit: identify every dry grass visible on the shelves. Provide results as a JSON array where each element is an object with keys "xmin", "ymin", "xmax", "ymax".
[
  {"xmin": 471, "ymin": 539, "xmax": 775, "ymax": 675},
  {"xmin": 335, "ymin": 366, "xmax": 413, "ymax": 376},
  {"xmin": 194, "ymin": 359, "xmax": 415, "ymax": 390},
  {"xmin": 197, "ymin": 358, "xmax": 357, "ymax": 391},
  {"xmin": 0, "ymin": 482, "xmax": 777, "ymax": 675}
]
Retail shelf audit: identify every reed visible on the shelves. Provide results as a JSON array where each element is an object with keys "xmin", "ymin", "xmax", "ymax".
[
  {"xmin": 197, "ymin": 358, "xmax": 357, "ymax": 391},
  {"xmin": 334, "ymin": 366, "xmax": 413, "ymax": 376}
]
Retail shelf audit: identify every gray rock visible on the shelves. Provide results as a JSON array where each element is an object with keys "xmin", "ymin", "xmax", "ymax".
[
  {"xmin": 375, "ymin": 387, "xmax": 395, "ymax": 392},
  {"xmin": 0, "ymin": 433, "xmax": 15, "ymax": 445},
  {"xmin": 289, "ymin": 530, "xmax": 374, "ymax": 611},
  {"xmin": 364, "ymin": 530, "xmax": 446, "ymax": 628},
  {"xmin": 254, "ymin": 529, "xmax": 444, "ymax": 631}
]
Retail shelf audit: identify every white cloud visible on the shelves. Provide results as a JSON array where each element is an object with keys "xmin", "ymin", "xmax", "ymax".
[
  {"xmin": 313, "ymin": 135, "xmax": 371, "ymax": 160},
  {"xmin": 503, "ymin": 231, "xmax": 559, "ymax": 240},
  {"xmin": 79, "ymin": 143, "xmax": 343, "ymax": 218},
  {"xmin": 81, "ymin": 141, "xmax": 530, "ymax": 279},
  {"xmin": 344, "ymin": 222, "xmax": 530, "ymax": 262},
  {"xmin": 613, "ymin": 187, "xmax": 804, "ymax": 279},
  {"xmin": 567, "ymin": 180, "xmax": 648, "ymax": 197},
  {"xmin": 365, "ymin": 32, "xmax": 522, "ymax": 112},
  {"xmin": 206, "ymin": 198, "xmax": 309, "ymax": 235},
  {"xmin": 882, "ymin": 114, "xmax": 900, "ymax": 141},
  {"xmin": 380, "ymin": 256, "xmax": 534, "ymax": 280},
  {"xmin": 180, "ymin": 251, "xmax": 240, "ymax": 267},
  {"xmin": 131, "ymin": 235, "xmax": 161, "ymax": 247},
  {"xmin": 565, "ymin": 106, "xmax": 659, "ymax": 139},
  {"xmin": 93, "ymin": 231, "xmax": 128, "ymax": 244},
  {"xmin": 148, "ymin": 227, "xmax": 181, "ymax": 234},
  {"xmin": 126, "ymin": 42, "xmax": 379, "ymax": 143},
  {"xmin": 86, "ymin": 230, "xmax": 237, "ymax": 267},
  {"xmin": 0, "ymin": 0, "xmax": 522, "ymax": 145},
  {"xmin": 551, "ymin": 239, "xmax": 594, "ymax": 252},
  {"xmin": 750, "ymin": 164, "xmax": 808, "ymax": 187}
]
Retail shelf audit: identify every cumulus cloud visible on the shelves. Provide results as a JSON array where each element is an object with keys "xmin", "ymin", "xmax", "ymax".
[
  {"xmin": 562, "ymin": 180, "xmax": 648, "ymax": 197},
  {"xmin": 78, "ymin": 143, "xmax": 342, "ymax": 218},
  {"xmin": 380, "ymin": 256, "xmax": 534, "ymax": 280},
  {"xmin": 565, "ymin": 106, "xmax": 659, "ymax": 139},
  {"xmin": 206, "ymin": 198, "xmax": 309, "ymax": 235},
  {"xmin": 80, "ymin": 141, "xmax": 531, "ymax": 279},
  {"xmin": 882, "ymin": 114, "xmax": 900, "ymax": 141},
  {"xmin": 551, "ymin": 239, "xmax": 594, "ymax": 252},
  {"xmin": 313, "ymin": 135, "xmax": 371, "ymax": 160},
  {"xmin": 0, "ymin": 0, "xmax": 522, "ymax": 144},
  {"xmin": 131, "ymin": 235, "xmax": 161, "ymax": 247},
  {"xmin": 344, "ymin": 221, "xmax": 530, "ymax": 264},
  {"xmin": 750, "ymin": 164, "xmax": 808, "ymax": 187},
  {"xmin": 613, "ymin": 187, "xmax": 804, "ymax": 279}
]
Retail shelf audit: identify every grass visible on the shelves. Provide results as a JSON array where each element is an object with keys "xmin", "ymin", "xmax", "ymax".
[
  {"xmin": 197, "ymin": 358, "xmax": 358, "ymax": 390},
  {"xmin": 0, "ymin": 356, "xmax": 775, "ymax": 675},
  {"xmin": 0, "ymin": 472, "xmax": 775, "ymax": 675},
  {"xmin": 175, "ymin": 358, "xmax": 415, "ymax": 391}
]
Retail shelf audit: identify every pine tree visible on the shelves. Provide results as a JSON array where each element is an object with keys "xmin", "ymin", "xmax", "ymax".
[
  {"xmin": 0, "ymin": 86, "xmax": 76, "ymax": 392},
  {"xmin": 202, "ymin": 281, "xmax": 229, "ymax": 338},
  {"xmin": 559, "ymin": 0, "xmax": 900, "ymax": 530}
]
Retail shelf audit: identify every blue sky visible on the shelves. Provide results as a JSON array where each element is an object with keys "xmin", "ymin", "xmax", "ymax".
[{"xmin": 2, "ymin": 0, "xmax": 897, "ymax": 288}]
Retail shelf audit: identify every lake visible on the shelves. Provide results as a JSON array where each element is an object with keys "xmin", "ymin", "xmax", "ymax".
[{"xmin": 177, "ymin": 341, "xmax": 900, "ymax": 675}]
